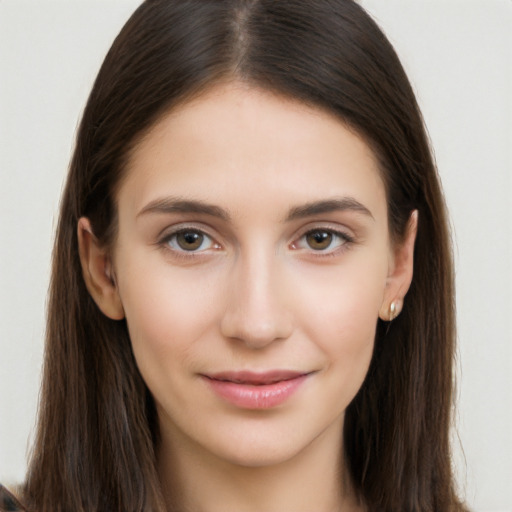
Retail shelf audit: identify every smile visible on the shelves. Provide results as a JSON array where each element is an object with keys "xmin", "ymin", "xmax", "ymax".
[{"xmin": 202, "ymin": 370, "xmax": 311, "ymax": 409}]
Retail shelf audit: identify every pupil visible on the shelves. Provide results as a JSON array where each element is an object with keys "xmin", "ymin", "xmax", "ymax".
[
  {"xmin": 177, "ymin": 231, "xmax": 203, "ymax": 250},
  {"xmin": 307, "ymin": 231, "xmax": 332, "ymax": 250}
]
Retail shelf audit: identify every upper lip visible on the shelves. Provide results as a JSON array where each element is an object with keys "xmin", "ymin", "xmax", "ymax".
[{"xmin": 204, "ymin": 370, "xmax": 310, "ymax": 385}]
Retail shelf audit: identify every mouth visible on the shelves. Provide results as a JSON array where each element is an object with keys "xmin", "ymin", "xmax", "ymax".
[
  {"xmin": 206, "ymin": 370, "xmax": 308, "ymax": 385},
  {"xmin": 201, "ymin": 370, "xmax": 312, "ymax": 409}
]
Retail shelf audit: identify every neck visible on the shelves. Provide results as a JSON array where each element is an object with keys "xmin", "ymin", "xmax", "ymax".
[{"xmin": 157, "ymin": 419, "xmax": 363, "ymax": 512}]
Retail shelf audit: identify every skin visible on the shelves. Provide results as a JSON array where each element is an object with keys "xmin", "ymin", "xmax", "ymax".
[{"xmin": 78, "ymin": 82, "xmax": 417, "ymax": 512}]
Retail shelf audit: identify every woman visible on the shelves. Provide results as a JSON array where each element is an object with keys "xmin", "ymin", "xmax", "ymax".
[{"xmin": 0, "ymin": 0, "xmax": 469, "ymax": 511}]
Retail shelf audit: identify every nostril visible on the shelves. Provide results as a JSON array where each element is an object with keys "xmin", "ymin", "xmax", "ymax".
[{"xmin": 220, "ymin": 309, "xmax": 293, "ymax": 348}]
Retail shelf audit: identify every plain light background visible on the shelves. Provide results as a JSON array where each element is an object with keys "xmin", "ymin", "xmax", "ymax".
[{"xmin": 0, "ymin": 1, "xmax": 511, "ymax": 511}]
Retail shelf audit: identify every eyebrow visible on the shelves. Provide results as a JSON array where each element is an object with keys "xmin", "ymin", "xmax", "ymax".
[
  {"xmin": 137, "ymin": 197, "xmax": 231, "ymax": 221},
  {"xmin": 136, "ymin": 196, "xmax": 373, "ymax": 222},
  {"xmin": 285, "ymin": 197, "xmax": 374, "ymax": 221}
]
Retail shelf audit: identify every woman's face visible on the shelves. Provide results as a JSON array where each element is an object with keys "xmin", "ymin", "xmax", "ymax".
[{"xmin": 82, "ymin": 83, "xmax": 413, "ymax": 468}]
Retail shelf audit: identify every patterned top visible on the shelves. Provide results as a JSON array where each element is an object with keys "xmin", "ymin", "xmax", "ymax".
[{"xmin": 0, "ymin": 485, "xmax": 26, "ymax": 512}]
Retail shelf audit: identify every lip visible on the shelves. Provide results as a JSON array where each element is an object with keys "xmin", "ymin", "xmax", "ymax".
[{"xmin": 201, "ymin": 370, "xmax": 311, "ymax": 409}]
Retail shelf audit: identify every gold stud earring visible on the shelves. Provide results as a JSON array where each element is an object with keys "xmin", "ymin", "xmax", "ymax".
[
  {"xmin": 389, "ymin": 301, "xmax": 396, "ymax": 321},
  {"xmin": 389, "ymin": 300, "xmax": 400, "ymax": 321}
]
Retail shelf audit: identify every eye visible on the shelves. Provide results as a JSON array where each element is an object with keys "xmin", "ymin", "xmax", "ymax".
[
  {"xmin": 164, "ymin": 229, "xmax": 217, "ymax": 252},
  {"xmin": 292, "ymin": 228, "xmax": 352, "ymax": 253},
  {"xmin": 305, "ymin": 230, "xmax": 335, "ymax": 250}
]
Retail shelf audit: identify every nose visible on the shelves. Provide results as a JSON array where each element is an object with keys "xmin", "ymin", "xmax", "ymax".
[{"xmin": 220, "ymin": 251, "xmax": 294, "ymax": 349}]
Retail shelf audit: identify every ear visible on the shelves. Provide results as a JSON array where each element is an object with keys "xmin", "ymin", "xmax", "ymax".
[
  {"xmin": 77, "ymin": 217, "xmax": 125, "ymax": 320},
  {"xmin": 379, "ymin": 210, "xmax": 418, "ymax": 321}
]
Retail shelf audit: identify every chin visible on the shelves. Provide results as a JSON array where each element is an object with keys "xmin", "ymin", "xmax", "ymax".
[
  {"xmin": 212, "ymin": 441, "xmax": 306, "ymax": 469},
  {"xmin": 199, "ymin": 415, "xmax": 341, "ymax": 470}
]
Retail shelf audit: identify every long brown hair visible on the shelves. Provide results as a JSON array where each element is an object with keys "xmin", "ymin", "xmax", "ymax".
[{"xmin": 24, "ymin": 1, "xmax": 467, "ymax": 510}]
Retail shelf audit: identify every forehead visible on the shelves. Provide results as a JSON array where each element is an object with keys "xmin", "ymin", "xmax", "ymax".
[{"xmin": 120, "ymin": 82, "xmax": 386, "ymax": 222}]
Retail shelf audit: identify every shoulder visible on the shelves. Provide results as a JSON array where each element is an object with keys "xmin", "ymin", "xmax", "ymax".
[{"xmin": 0, "ymin": 484, "xmax": 26, "ymax": 512}]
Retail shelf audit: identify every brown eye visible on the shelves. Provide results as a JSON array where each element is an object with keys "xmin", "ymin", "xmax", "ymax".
[
  {"xmin": 165, "ymin": 229, "xmax": 213, "ymax": 252},
  {"xmin": 291, "ymin": 228, "xmax": 351, "ymax": 254},
  {"xmin": 176, "ymin": 231, "xmax": 205, "ymax": 251},
  {"xmin": 305, "ymin": 230, "xmax": 333, "ymax": 250}
]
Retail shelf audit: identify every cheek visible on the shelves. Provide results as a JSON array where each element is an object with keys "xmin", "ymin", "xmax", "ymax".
[
  {"xmin": 295, "ymin": 252, "xmax": 387, "ymax": 389},
  {"xmin": 298, "ymin": 252, "xmax": 387, "ymax": 340},
  {"xmin": 116, "ymin": 252, "xmax": 223, "ymax": 378}
]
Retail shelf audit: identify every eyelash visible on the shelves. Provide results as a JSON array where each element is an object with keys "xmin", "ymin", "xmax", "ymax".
[
  {"xmin": 293, "ymin": 228, "xmax": 354, "ymax": 254},
  {"xmin": 157, "ymin": 225, "xmax": 354, "ymax": 259},
  {"xmin": 158, "ymin": 226, "xmax": 220, "ymax": 258}
]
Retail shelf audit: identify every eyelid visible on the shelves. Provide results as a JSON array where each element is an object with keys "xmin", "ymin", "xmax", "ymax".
[
  {"xmin": 290, "ymin": 224, "xmax": 355, "ymax": 254},
  {"xmin": 157, "ymin": 223, "xmax": 222, "ymax": 254},
  {"xmin": 155, "ymin": 221, "xmax": 355, "ymax": 258}
]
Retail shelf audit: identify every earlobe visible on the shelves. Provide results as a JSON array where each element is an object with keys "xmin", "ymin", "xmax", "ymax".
[
  {"xmin": 77, "ymin": 218, "xmax": 125, "ymax": 320},
  {"xmin": 379, "ymin": 210, "xmax": 418, "ymax": 322}
]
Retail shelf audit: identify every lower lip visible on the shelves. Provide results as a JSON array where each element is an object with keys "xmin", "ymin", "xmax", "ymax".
[{"xmin": 203, "ymin": 374, "xmax": 309, "ymax": 409}]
